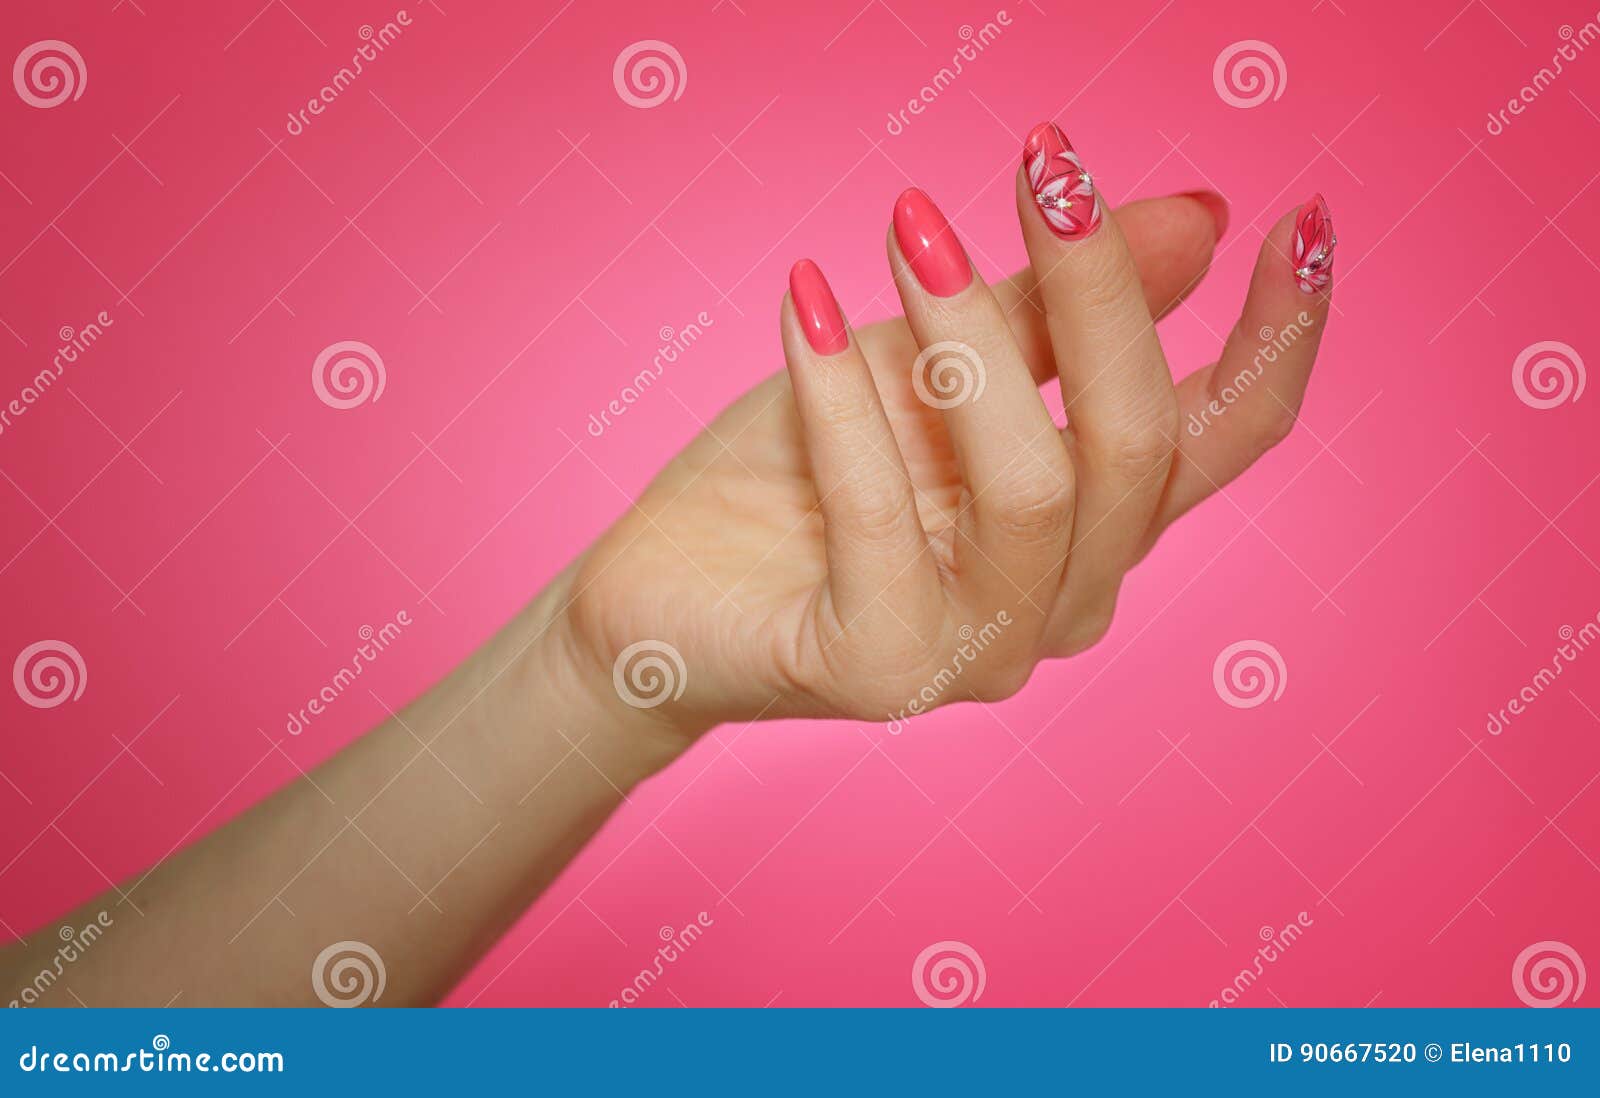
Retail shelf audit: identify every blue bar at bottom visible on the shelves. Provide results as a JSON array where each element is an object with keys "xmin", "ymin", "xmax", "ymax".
[{"xmin": 3, "ymin": 1008, "xmax": 1597, "ymax": 1094}]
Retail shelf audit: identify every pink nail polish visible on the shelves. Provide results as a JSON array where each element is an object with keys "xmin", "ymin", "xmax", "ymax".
[
  {"xmin": 789, "ymin": 259, "xmax": 848, "ymax": 355},
  {"xmin": 1023, "ymin": 121, "xmax": 1102, "ymax": 241},
  {"xmin": 892, "ymin": 188, "xmax": 972, "ymax": 297},
  {"xmin": 1292, "ymin": 194, "xmax": 1335, "ymax": 294},
  {"xmin": 1179, "ymin": 189, "xmax": 1230, "ymax": 242}
]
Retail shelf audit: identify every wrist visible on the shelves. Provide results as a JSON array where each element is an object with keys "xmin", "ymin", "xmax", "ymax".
[{"xmin": 511, "ymin": 597, "xmax": 703, "ymax": 791}]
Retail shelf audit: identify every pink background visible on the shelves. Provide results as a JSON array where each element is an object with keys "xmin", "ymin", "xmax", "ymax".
[{"xmin": 2, "ymin": 0, "xmax": 1598, "ymax": 1007}]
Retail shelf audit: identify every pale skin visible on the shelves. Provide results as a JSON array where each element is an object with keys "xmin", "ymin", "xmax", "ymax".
[{"xmin": 0, "ymin": 172, "xmax": 1329, "ymax": 1006}]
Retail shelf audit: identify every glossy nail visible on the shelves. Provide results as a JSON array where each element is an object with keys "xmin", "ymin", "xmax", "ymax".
[
  {"xmin": 789, "ymin": 259, "xmax": 848, "ymax": 355},
  {"xmin": 1292, "ymin": 194, "xmax": 1335, "ymax": 294},
  {"xmin": 892, "ymin": 188, "xmax": 972, "ymax": 297},
  {"xmin": 1023, "ymin": 121, "xmax": 1102, "ymax": 241}
]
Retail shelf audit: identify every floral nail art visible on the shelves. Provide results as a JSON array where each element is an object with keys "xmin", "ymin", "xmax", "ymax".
[
  {"xmin": 1023, "ymin": 122, "xmax": 1101, "ymax": 241},
  {"xmin": 1292, "ymin": 194, "xmax": 1335, "ymax": 293}
]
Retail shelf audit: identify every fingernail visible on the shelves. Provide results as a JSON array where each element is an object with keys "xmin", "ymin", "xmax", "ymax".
[
  {"xmin": 1023, "ymin": 121, "xmax": 1102, "ymax": 241},
  {"xmin": 788, "ymin": 259, "xmax": 848, "ymax": 355},
  {"xmin": 1179, "ymin": 189, "xmax": 1230, "ymax": 242},
  {"xmin": 892, "ymin": 188, "xmax": 972, "ymax": 297},
  {"xmin": 1292, "ymin": 194, "xmax": 1335, "ymax": 294}
]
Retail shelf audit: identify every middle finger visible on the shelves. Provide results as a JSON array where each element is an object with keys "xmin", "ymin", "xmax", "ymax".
[{"xmin": 1016, "ymin": 120, "xmax": 1180, "ymax": 651}]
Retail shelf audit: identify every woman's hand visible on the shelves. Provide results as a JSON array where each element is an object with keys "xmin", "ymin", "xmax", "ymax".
[
  {"xmin": 560, "ymin": 124, "xmax": 1333, "ymax": 743},
  {"xmin": 0, "ymin": 127, "xmax": 1334, "ymax": 1006}
]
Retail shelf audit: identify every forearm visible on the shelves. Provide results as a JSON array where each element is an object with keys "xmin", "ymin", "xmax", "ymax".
[{"xmin": 1, "ymin": 570, "xmax": 688, "ymax": 1007}]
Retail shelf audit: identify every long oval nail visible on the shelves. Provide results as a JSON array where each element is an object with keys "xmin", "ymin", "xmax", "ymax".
[
  {"xmin": 788, "ymin": 259, "xmax": 848, "ymax": 355},
  {"xmin": 892, "ymin": 188, "xmax": 972, "ymax": 297},
  {"xmin": 1292, "ymin": 194, "xmax": 1335, "ymax": 294},
  {"xmin": 1023, "ymin": 121, "xmax": 1102, "ymax": 241}
]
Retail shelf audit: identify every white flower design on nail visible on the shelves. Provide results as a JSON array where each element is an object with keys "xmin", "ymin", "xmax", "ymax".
[{"xmin": 1024, "ymin": 124, "xmax": 1102, "ymax": 240}]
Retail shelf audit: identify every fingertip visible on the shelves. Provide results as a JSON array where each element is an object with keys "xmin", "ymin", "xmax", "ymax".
[
  {"xmin": 1018, "ymin": 120, "xmax": 1103, "ymax": 243},
  {"xmin": 1177, "ymin": 190, "xmax": 1230, "ymax": 242},
  {"xmin": 1022, "ymin": 119, "xmax": 1062, "ymax": 154},
  {"xmin": 1290, "ymin": 193, "xmax": 1335, "ymax": 296},
  {"xmin": 788, "ymin": 258, "xmax": 849, "ymax": 355},
  {"xmin": 787, "ymin": 256, "xmax": 822, "ymax": 290},
  {"xmin": 1108, "ymin": 195, "xmax": 1219, "ymax": 321},
  {"xmin": 891, "ymin": 187, "xmax": 971, "ymax": 297},
  {"xmin": 1253, "ymin": 195, "xmax": 1336, "ymax": 303}
]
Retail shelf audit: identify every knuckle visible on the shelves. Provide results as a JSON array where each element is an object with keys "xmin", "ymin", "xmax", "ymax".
[
  {"xmin": 971, "ymin": 663, "xmax": 1034, "ymax": 704},
  {"xmin": 857, "ymin": 683, "xmax": 917, "ymax": 720},
  {"xmin": 1097, "ymin": 393, "xmax": 1180, "ymax": 475},
  {"xmin": 1105, "ymin": 421, "xmax": 1178, "ymax": 479},
  {"xmin": 841, "ymin": 482, "xmax": 914, "ymax": 545},
  {"xmin": 1252, "ymin": 404, "xmax": 1300, "ymax": 456},
  {"xmin": 1077, "ymin": 608, "xmax": 1115, "ymax": 649},
  {"xmin": 856, "ymin": 668, "xmax": 947, "ymax": 725},
  {"xmin": 981, "ymin": 476, "xmax": 1075, "ymax": 544},
  {"xmin": 1052, "ymin": 600, "xmax": 1116, "ymax": 657}
]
